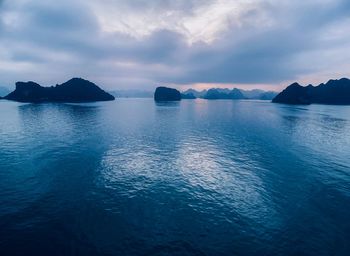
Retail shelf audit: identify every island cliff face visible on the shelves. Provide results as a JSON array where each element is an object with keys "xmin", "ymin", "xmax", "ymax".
[
  {"xmin": 154, "ymin": 87, "xmax": 181, "ymax": 101},
  {"xmin": 4, "ymin": 78, "xmax": 115, "ymax": 103},
  {"xmin": 273, "ymin": 78, "xmax": 350, "ymax": 105}
]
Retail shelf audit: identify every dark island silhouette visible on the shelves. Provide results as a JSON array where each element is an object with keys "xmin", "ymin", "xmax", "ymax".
[
  {"xmin": 273, "ymin": 78, "xmax": 350, "ymax": 105},
  {"xmin": 5, "ymin": 77, "xmax": 349, "ymax": 105},
  {"xmin": 154, "ymin": 87, "xmax": 181, "ymax": 101},
  {"xmin": 4, "ymin": 78, "xmax": 115, "ymax": 103}
]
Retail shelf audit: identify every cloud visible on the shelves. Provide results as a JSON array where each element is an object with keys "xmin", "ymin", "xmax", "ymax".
[{"xmin": 0, "ymin": 0, "xmax": 350, "ymax": 90}]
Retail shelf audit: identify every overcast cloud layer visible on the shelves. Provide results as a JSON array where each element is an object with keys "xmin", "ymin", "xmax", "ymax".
[{"xmin": 0, "ymin": 0, "xmax": 350, "ymax": 90}]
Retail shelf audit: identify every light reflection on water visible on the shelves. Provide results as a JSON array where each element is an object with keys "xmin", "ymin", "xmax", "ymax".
[{"xmin": 0, "ymin": 99, "xmax": 350, "ymax": 255}]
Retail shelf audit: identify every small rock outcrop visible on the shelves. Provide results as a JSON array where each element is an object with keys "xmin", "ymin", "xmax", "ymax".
[{"xmin": 154, "ymin": 87, "xmax": 181, "ymax": 101}]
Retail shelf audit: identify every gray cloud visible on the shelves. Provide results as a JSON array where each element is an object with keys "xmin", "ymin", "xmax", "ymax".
[{"xmin": 0, "ymin": 0, "xmax": 350, "ymax": 90}]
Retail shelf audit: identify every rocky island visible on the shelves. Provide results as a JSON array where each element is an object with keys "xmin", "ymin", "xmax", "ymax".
[
  {"xmin": 203, "ymin": 88, "xmax": 245, "ymax": 100},
  {"xmin": 181, "ymin": 93, "xmax": 196, "ymax": 99},
  {"xmin": 4, "ymin": 78, "xmax": 115, "ymax": 103},
  {"xmin": 273, "ymin": 78, "xmax": 350, "ymax": 105},
  {"xmin": 181, "ymin": 88, "xmax": 277, "ymax": 100},
  {"xmin": 154, "ymin": 87, "xmax": 181, "ymax": 101}
]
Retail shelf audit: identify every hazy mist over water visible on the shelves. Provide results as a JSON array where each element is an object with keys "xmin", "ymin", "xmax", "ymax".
[{"xmin": 0, "ymin": 99, "xmax": 350, "ymax": 255}]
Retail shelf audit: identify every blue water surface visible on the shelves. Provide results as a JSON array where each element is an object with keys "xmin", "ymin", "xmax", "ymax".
[{"xmin": 0, "ymin": 99, "xmax": 350, "ymax": 256}]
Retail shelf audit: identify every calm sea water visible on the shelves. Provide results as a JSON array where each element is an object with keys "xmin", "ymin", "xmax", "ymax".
[{"xmin": 0, "ymin": 99, "xmax": 350, "ymax": 256}]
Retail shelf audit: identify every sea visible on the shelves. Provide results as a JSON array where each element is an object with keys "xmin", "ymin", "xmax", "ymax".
[{"xmin": 0, "ymin": 99, "xmax": 349, "ymax": 255}]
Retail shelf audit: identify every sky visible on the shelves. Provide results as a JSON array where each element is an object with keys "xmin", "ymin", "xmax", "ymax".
[{"xmin": 0, "ymin": 0, "xmax": 350, "ymax": 91}]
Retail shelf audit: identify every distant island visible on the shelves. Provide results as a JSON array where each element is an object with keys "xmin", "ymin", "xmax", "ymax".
[
  {"xmin": 3, "ymin": 78, "xmax": 115, "ymax": 103},
  {"xmin": 181, "ymin": 92, "xmax": 196, "ymax": 99},
  {"xmin": 203, "ymin": 88, "xmax": 244, "ymax": 100},
  {"xmin": 181, "ymin": 88, "xmax": 277, "ymax": 100},
  {"xmin": 273, "ymin": 78, "xmax": 350, "ymax": 105},
  {"xmin": 110, "ymin": 87, "xmax": 277, "ymax": 100},
  {"xmin": 154, "ymin": 87, "xmax": 181, "ymax": 101}
]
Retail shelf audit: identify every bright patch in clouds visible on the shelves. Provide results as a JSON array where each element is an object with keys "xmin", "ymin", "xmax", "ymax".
[{"xmin": 92, "ymin": 0, "xmax": 271, "ymax": 44}]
